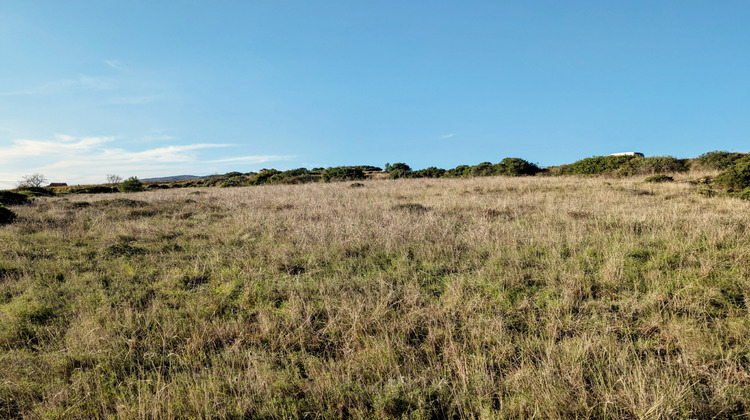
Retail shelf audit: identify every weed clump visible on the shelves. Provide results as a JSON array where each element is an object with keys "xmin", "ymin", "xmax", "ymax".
[
  {"xmin": 350, "ymin": 182, "xmax": 365, "ymax": 188},
  {"xmin": 644, "ymin": 174, "xmax": 674, "ymax": 183},
  {"xmin": 93, "ymin": 198, "xmax": 148, "ymax": 208},
  {"xmin": 104, "ymin": 242, "xmax": 146, "ymax": 257},
  {"xmin": 180, "ymin": 275, "xmax": 211, "ymax": 289},
  {"xmin": 391, "ymin": 203, "xmax": 429, "ymax": 213}
]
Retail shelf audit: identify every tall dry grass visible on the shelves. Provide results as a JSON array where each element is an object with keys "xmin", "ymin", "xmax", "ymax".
[{"xmin": 0, "ymin": 174, "xmax": 748, "ymax": 418}]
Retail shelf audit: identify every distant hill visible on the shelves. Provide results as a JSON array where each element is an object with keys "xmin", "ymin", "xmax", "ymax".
[{"xmin": 141, "ymin": 175, "xmax": 207, "ymax": 182}]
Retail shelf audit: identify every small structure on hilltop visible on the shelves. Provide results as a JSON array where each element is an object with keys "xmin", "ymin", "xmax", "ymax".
[
  {"xmin": 609, "ymin": 152, "xmax": 644, "ymax": 157},
  {"xmin": 48, "ymin": 183, "xmax": 68, "ymax": 187}
]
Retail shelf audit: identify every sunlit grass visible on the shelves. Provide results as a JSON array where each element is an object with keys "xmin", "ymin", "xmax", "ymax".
[{"xmin": 1, "ymin": 174, "xmax": 748, "ymax": 418}]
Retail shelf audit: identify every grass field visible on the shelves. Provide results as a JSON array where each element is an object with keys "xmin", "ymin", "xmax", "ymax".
[{"xmin": 1, "ymin": 174, "xmax": 749, "ymax": 418}]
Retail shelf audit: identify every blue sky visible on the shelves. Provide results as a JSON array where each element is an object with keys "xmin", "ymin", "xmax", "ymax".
[{"xmin": 1, "ymin": 1, "xmax": 748, "ymax": 187}]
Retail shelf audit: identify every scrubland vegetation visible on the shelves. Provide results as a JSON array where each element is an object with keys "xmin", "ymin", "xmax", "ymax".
[{"xmin": 1, "ymin": 161, "xmax": 749, "ymax": 418}]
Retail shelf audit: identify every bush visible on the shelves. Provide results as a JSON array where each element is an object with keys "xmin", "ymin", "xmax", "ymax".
[
  {"xmin": 322, "ymin": 167, "xmax": 365, "ymax": 182},
  {"xmin": 0, "ymin": 191, "xmax": 30, "ymax": 206},
  {"xmin": 220, "ymin": 177, "xmax": 246, "ymax": 188},
  {"xmin": 354, "ymin": 165, "xmax": 382, "ymax": 172},
  {"xmin": 385, "ymin": 163, "xmax": 411, "ymax": 172},
  {"xmin": 626, "ymin": 156, "xmax": 689, "ymax": 175},
  {"xmin": 557, "ymin": 155, "xmax": 688, "ymax": 176},
  {"xmin": 267, "ymin": 168, "xmax": 317, "ymax": 185},
  {"xmin": 118, "ymin": 177, "xmax": 145, "ymax": 193},
  {"xmin": 412, "ymin": 167, "xmax": 446, "ymax": 178},
  {"xmin": 388, "ymin": 169, "xmax": 413, "ymax": 179},
  {"xmin": 694, "ymin": 151, "xmax": 747, "ymax": 170},
  {"xmin": 715, "ymin": 158, "xmax": 750, "ymax": 191},
  {"xmin": 644, "ymin": 174, "xmax": 674, "ymax": 183},
  {"xmin": 558, "ymin": 155, "xmax": 638, "ymax": 175},
  {"xmin": 0, "ymin": 206, "xmax": 16, "ymax": 225},
  {"xmin": 444, "ymin": 165, "xmax": 471, "ymax": 178},
  {"xmin": 497, "ymin": 158, "xmax": 543, "ymax": 176},
  {"xmin": 250, "ymin": 170, "xmax": 282, "ymax": 185},
  {"xmin": 470, "ymin": 162, "xmax": 495, "ymax": 177},
  {"xmin": 737, "ymin": 188, "xmax": 750, "ymax": 200}
]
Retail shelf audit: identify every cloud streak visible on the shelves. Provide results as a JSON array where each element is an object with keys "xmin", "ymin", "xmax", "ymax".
[
  {"xmin": 105, "ymin": 60, "xmax": 123, "ymax": 70},
  {"xmin": 0, "ymin": 135, "xmax": 293, "ymax": 189},
  {"xmin": 440, "ymin": 133, "xmax": 455, "ymax": 139},
  {"xmin": 0, "ymin": 76, "xmax": 115, "ymax": 96}
]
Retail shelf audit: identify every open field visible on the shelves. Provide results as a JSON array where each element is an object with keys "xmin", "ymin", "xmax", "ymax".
[{"xmin": 1, "ymin": 174, "xmax": 749, "ymax": 418}]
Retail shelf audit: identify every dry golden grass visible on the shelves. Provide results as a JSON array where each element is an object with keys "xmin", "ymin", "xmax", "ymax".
[{"xmin": 0, "ymin": 174, "xmax": 748, "ymax": 418}]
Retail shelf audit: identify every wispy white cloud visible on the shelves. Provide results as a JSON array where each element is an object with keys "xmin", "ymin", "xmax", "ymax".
[
  {"xmin": 0, "ymin": 75, "xmax": 115, "ymax": 96},
  {"xmin": 105, "ymin": 60, "xmax": 123, "ymax": 70},
  {"xmin": 440, "ymin": 133, "xmax": 455, "ymax": 139},
  {"xmin": 0, "ymin": 136, "xmax": 114, "ymax": 162},
  {"xmin": 0, "ymin": 134, "xmax": 294, "ymax": 189}
]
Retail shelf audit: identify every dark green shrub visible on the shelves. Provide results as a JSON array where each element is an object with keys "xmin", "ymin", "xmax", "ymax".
[
  {"xmin": 470, "ymin": 162, "xmax": 495, "ymax": 177},
  {"xmin": 147, "ymin": 184, "xmax": 170, "ymax": 190},
  {"xmin": 412, "ymin": 167, "xmax": 446, "ymax": 178},
  {"xmin": 644, "ymin": 174, "xmax": 674, "ymax": 183},
  {"xmin": 497, "ymin": 157, "xmax": 543, "ymax": 176},
  {"xmin": 0, "ymin": 191, "xmax": 29, "ymax": 206},
  {"xmin": 737, "ymin": 188, "xmax": 750, "ymax": 200},
  {"xmin": 385, "ymin": 163, "xmax": 411, "ymax": 172},
  {"xmin": 266, "ymin": 168, "xmax": 317, "ymax": 185},
  {"xmin": 627, "ymin": 156, "xmax": 689, "ymax": 175},
  {"xmin": 322, "ymin": 167, "xmax": 365, "ymax": 182},
  {"xmin": 715, "ymin": 159, "xmax": 750, "ymax": 191},
  {"xmin": 558, "ymin": 155, "xmax": 638, "ymax": 175},
  {"xmin": 0, "ymin": 206, "xmax": 16, "ymax": 225},
  {"xmin": 220, "ymin": 177, "xmax": 246, "ymax": 188},
  {"xmin": 354, "ymin": 165, "xmax": 382, "ymax": 172},
  {"xmin": 694, "ymin": 151, "xmax": 747, "ymax": 170},
  {"xmin": 445, "ymin": 165, "xmax": 471, "ymax": 178},
  {"xmin": 388, "ymin": 169, "xmax": 413, "ymax": 179},
  {"xmin": 350, "ymin": 183, "xmax": 365, "ymax": 188},
  {"xmin": 250, "ymin": 170, "xmax": 282, "ymax": 185},
  {"xmin": 198, "ymin": 175, "xmax": 228, "ymax": 187},
  {"xmin": 118, "ymin": 177, "xmax": 145, "ymax": 192}
]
